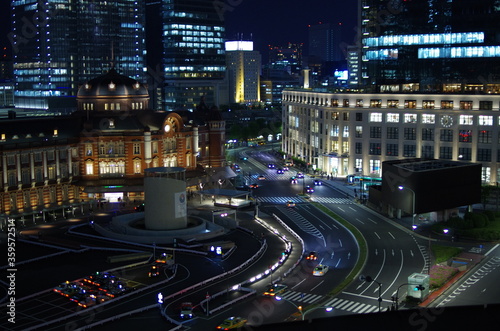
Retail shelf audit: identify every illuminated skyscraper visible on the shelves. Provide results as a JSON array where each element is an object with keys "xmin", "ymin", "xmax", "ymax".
[
  {"xmin": 162, "ymin": 0, "xmax": 226, "ymax": 111},
  {"xmin": 225, "ymin": 41, "xmax": 261, "ymax": 104},
  {"xmin": 360, "ymin": 0, "xmax": 500, "ymax": 92},
  {"xmin": 10, "ymin": 0, "xmax": 146, "ymax": 111}
]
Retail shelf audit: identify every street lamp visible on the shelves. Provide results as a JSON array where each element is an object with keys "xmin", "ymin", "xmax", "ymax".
[
  {"xmin": 398, "ymin": 186, "xmax": 416, "ymax": 229},
  {"xmin": 393, "ymin": 283, "xmax": 426, "ymax": 310},
  {"xmin": 275, "ymin": 296, "xmax": 333, "ymax": 320},
  {"xmin": 394, "ymin": 283, "xmax": 408, "ymax": 310},
  {"xmin": 359, "ymin": 275, "xmax": 382, "ymax": 312}
]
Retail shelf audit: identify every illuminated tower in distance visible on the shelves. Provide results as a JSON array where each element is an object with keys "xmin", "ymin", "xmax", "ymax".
[{"xmin": 225, "ymin": 41, "xmax": 261, "ymax": 104}]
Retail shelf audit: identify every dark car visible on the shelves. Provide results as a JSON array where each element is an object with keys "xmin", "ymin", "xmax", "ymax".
[
  {"xmin": 306, "ymin": 251, "xmax": 318, "ymax": 260},
  {"xmin": 306, "ymin": 185, "xmax": 314, "ymax": 193},
  {"xmin": 134, "ymin": 203, "xmax": 145, "ymax": 212},
  {"xmin": 314, "ymin": 179, "xmax": 323, "ymax": 186}
]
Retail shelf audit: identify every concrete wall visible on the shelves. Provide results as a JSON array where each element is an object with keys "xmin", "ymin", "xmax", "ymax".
[{"xmin": 144, "ymin": 177, "xmax": 187, "ymax": 230}]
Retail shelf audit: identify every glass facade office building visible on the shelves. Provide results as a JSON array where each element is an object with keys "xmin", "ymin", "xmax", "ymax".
[
  {"xmin": 360, "ymin": 0, "xmax": 500, "ymax": 92},
  {"xmin": 11, "ymin": 0, "xmax": 145, "ymax": 111},
  {"xmin": 162, "ymin": 0, "xmax": 226, "ymax": 111}
]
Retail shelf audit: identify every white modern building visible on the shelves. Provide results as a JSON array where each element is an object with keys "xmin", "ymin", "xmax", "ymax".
[{"xmin": 282, "ymin": 90, "xmax": 500, "ymax": 184}]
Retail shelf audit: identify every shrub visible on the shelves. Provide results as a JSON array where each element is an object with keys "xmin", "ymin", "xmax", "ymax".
[
  {"xmin": 431, "ymin": 245, "xmax": 462, "ymax": 264},
  {"xmin": 482, "ymin": 210, "xmax": 496, "ymax": 223},
  {"xmin": 472, "ymin": 213, "xmax": 489, "ymax": 228},
  {"xmin": 429, "ymin": 265, "xmax": 458, "ymax": 289}
]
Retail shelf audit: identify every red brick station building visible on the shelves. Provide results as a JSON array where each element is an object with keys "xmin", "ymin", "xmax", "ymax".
[{"xmin": 0, "ymin": 69, "xmax": 227, "ymax": 225}]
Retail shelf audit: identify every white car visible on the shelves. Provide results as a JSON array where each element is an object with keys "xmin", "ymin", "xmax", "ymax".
[{"xmin": 313, "ymin": 264, "xmax": 329, "ymax": 276}]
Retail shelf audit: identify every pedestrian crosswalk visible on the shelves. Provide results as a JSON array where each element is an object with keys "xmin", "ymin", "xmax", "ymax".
[
  {"xmin": 311, "ymin": 197, "xmax": 353, "ymax": 204},
  {"xmin": 256, "ymin": 196, "xmax": 307, "ymax": 204},
  {"xmin": 322, "ymin": 297, "xmax": 379, "ymax": 314},
  {"xmin": 277, "ymin": 292, "xmax": 380, "ymax": 314},
  {"xmin": 278, "ymin": 291, "xmax": 323, "ymax": 304},
  {"xmin": 255, "ymin": 196, "xmax": 353, "ymax": 205}
]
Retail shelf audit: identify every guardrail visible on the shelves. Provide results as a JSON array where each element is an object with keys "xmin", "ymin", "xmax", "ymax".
[
  {"xmin": 270, "ymin": 213, "xmax": 305, "ymax": 278},
  {"xmin": 206, "ymin": 288, "xmax": 257, "ymax": 315}
]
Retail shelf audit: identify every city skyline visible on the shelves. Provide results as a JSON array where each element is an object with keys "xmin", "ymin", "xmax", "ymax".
[{"xmin": 0, "ymin": 1, "xmax": 357, "ymax": 60}]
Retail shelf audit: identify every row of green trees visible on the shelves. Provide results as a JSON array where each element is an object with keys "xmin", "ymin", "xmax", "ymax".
[
  {"xmin": 226, "ymin": 118, "xmax": 282, "ymax": 142},
  {"xmin": 433, "ymin": 210, "xmax": 500, "ymax": 240}
]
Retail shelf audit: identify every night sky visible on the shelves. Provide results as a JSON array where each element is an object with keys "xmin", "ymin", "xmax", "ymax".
[
  {"xmin": 224, "ymin": 0, "xmax": 358, "ymax": 55},
  {"xmin": 0, "ymin": 0, "xmax": 10, "ymax": 58},
  {"xmin": 0, "ymin": 0, "xmax": 358, "ymax": 61}
]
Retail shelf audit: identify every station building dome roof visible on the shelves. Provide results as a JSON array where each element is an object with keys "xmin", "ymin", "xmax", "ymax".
[{"xmin": 77, "ymin": 68, "xmax": 148, "ymax": 99}]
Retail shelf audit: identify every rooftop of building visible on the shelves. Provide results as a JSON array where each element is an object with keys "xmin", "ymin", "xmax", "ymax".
[{"xmin": 384, "ymin": 158, "xmax": 477, "ymax": 172}]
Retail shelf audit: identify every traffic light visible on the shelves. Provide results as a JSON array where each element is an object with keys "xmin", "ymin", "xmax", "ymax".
[{"xmin": 413, "ymin": 285, "xmax": 425, "ymax": 291}]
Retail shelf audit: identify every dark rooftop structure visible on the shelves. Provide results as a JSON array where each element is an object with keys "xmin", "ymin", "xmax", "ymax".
[{"xmin": 369, "ymin": 158, "xmax": 481, "ymax": 222}]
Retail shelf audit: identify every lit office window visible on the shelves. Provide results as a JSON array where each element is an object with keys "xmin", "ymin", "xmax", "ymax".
[
  {"xmin": 460, "ymin": 101, "xmax": 473, "ymax": 110},
  {"xmin": 481, "ymin": 167, "xmax": 491, "ymax": 183},
  {"xmin": 355, "ymin": 159, "xmax": 362, "ymax": 172},
  {"xmin": 343, "ymin": 126, "xmax": 349, "ymax": 138},
  {"xmin": 441, "ymin": 101, "xmax": 453, "ymax": 109},
  {"xmin": 370, "ymin": 99, "xmax": 382, "ymax": 108},
  {"xmin": 85, "ymin": 161, "xmax": 94, "ymax": 175},
  {"xmin": 387, "ymin": 113, "xmax": 399, "ymax": 123},
  {"xmin": 331, "ymin": 125, "xmax": 339, "ymax": 137},
  {"xmin": 387, "ymin": 100, "xmax": 399, "ymax": 108},
  {"xmin": 423, "ymin": 100, "xmax": 435, "ymax": 109},
  {"xmin": 370, "ymin": 113, "xmax": 382, "ymax": 122},
  {"xmin": 421, "ymin": 114, "xmax": 435, "ymax": 124},
  {"xmin": 478, "ymin": 115, "xmax": 493, "ymax": 125},
  {"xmin": 459, "ymin": 115, "xmax": 473, "ymax": 125},
  {"xmin": 355, "ymin": 126, "xmax": 363, "ymax": 138},
  {"xmin": 370, "ymin": 159, "xmax": 381, "ymax": 175},
  {"xmin": 404, "ymin": 114, "xmax": 417, "ymax": 123},
  {"xmin": 405, "ymin": 100, "xmax": 416, "ymax": 109}
]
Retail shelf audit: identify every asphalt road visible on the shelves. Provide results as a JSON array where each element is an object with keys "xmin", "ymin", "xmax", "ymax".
[{"xmin": 3, "ymin": 144, "xmax": 496, "ymax": 330}]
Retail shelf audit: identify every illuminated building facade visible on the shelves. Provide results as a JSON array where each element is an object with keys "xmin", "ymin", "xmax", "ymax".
[
  {"xmin": 0, "ymin": 69, "xmax": 225, "ymax": 224},
  {"xmin": 360, "ymin": 0, "xmax": 500, "ymax": 92},
  {"xmin": 10, "ymin": 0, "xmax": 145, "ymax": 111},
  {"xmin": 266, "ymin": 43, "xmax": 303, "ymax": 76},
  {"xmin": 282, "ymin": 90, "xmax": 500, "ymax": 184},
  {"xmin": 162, "ymin": 0, "xmax": 227, "ymax": 111},
  {"xmin": 225, "ymin": 41, "xmax": 261, "ymax": 104}
]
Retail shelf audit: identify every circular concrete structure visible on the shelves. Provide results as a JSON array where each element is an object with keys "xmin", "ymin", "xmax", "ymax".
[{"xmin": 144, "ymin": 167, "xmax": 187, "ymax": 230}]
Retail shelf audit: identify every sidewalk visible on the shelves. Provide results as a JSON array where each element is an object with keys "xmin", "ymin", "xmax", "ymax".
[{"xmin": 419, "ymin": 251, "xmax": 484, "ymax": 307}]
